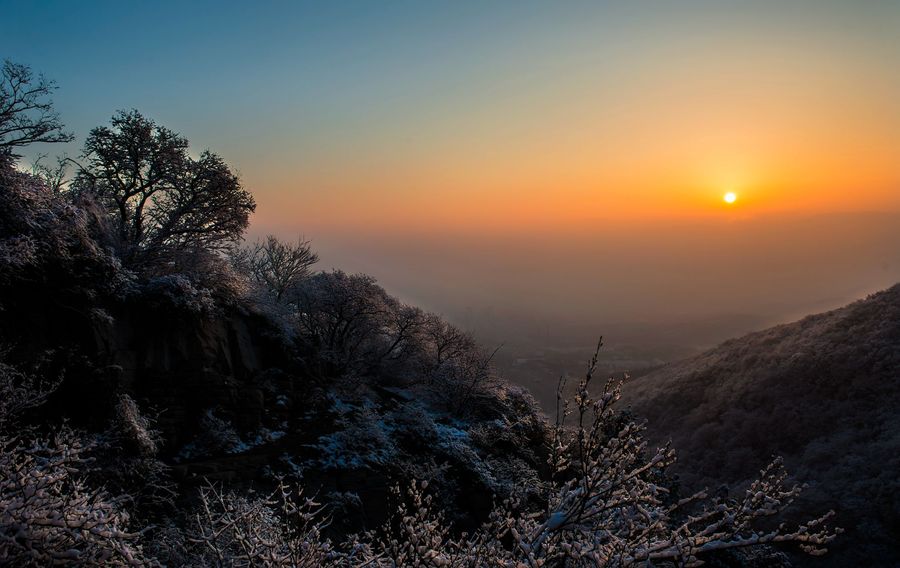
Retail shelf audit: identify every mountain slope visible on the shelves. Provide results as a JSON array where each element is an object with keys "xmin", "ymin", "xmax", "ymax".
[{"xmin": 622, "ymin": 284, "xmax": 900, "ymax": 566}]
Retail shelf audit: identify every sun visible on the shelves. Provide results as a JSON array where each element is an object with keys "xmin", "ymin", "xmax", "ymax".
[{"xmin": 723, "ymin": 191, "xmax": 737, "ymax": 204}]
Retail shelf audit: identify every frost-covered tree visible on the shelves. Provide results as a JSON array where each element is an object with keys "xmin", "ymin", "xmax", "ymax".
[
  {"xmin": 0, "ymin": 62, "xmax": 117, "ymax": 298},
  {"xmin": 294, "ymin": 271, "xmax": 399, "ymax": 372},
  {"xmin": 371, "ymin": 304, "xmax": 427, "ymax": 369},
  {"xmin": 72, "ymin": 110, "xmax": 255, "ymax": 270},
  {"xmin": 431, "ymin": 341, "xmax": 501, "ymax": 416},
  {"xmin": 292, "ymin": 271, "xmax": 499, "ymax": 396}
]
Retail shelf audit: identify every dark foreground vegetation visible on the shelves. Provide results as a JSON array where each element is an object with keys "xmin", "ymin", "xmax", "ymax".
[{"xmin": 0, "ymin": 60, "xmax": 838, "ymax": 566}]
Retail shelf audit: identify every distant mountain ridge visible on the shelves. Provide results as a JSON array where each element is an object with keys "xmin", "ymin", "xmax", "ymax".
[{"xmin": 622, "ymin": 283, "xmax": 900, "ymax": 566}]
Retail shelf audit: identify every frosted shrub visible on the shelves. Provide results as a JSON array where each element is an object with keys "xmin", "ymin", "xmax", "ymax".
[
  {"xmin": 179, "ymin": 409, "xmax": 245, "ymax": 458},
  {"xmin": 0, "ymin": 429, "xmax": 152, "ymax": 566},
  {"xmin": 186, "ymin": 480, "xmax": 338, "ymax": 567},
  {"xmin": 313, "ymin": 406, "xmax": 398, "ymax": 470},
  {"xmin": 0, "ymin": 359, "xmax": 152, "ymax": 566},
  {"xmin": 102, "ymin": 395, "xmax": 176, "ymax": 520}
]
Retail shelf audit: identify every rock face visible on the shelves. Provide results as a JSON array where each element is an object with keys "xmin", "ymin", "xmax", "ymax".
[
  {"xmin": 622, "ymin": 284, "xmax": 900, "ymax": 567},
  {"xmin": 92, "ymin": 304, "xmax": 281, "ymax": 446},
  {"xmin": 1, "ymin": 284, "xmax": 298, "ymax": 451}
]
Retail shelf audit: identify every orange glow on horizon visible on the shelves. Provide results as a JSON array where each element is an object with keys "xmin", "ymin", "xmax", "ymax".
[
  {"xmin": 242, "ymin": 23, "xmax": 900, "ymax": 237},
  {"xmin": 251, "ymin": 164, "xmax": 900, "ymax": 237},
  {"xmin": 248, "ymin": 94, "xmax": 900, "ymax": 235}
]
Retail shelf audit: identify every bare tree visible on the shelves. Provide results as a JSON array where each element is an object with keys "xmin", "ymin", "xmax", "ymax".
[
  {"xmin": 421, "ymin": 314, "xmax": 477, "ymax": 370},
  {"xmin": 236, "ymin": 235, "xmax": 319, "ymax": 301},
  {"xmin": 416, "ymin": 314, "xmax": 502, "ymax": 411},
  {"xmin": 372, "ymin": 304, "xmax": 426, "ymax": 368},
  {"xmin": 73, "ymin": 110, "xmax": 255, "ymax": 270},
  {"xmin": 0, "ymin": 60, "xmax": 73, "ymax": 155}
]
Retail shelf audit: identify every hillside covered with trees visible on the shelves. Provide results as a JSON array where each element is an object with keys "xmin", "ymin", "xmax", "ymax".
[
  {"xmin": 623, "ymin": 285, "xmax": 900, "ymax": 567},
  {"xmin": 0, "ymin": 60, "xmax": 839, "ymax": 567}
]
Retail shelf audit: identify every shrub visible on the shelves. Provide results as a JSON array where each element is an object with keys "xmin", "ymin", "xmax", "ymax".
[{"xmin": 0, "ymin": 361, "xmax": 151, "ymax": 566}]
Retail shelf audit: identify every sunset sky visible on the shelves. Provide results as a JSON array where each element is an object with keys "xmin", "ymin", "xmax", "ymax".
[{"xmin": 5, "ymin": 1, "xmax": 900, "ymax": 346}]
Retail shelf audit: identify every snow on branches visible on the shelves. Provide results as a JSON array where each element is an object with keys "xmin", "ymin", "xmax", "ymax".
[{"xmin": 186, "ymin": 480, "xmax": 338, "ymax": 568}]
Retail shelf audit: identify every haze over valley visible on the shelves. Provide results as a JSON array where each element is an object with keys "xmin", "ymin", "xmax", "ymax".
[{"xmin": 302, "ymin": 212, "xmax": 900, "ymax": 408}]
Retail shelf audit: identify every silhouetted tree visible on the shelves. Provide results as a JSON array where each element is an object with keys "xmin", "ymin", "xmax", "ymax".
[
  {"xmin": 0, "ymin": 60, "xmax": 73, "ymax": 155},
  {"xmin": 73, "ymin": 110, "xmax": 255, "ymax": 270},
  {"xmin": 236, "ymin": 235, "xmax": 319, "ymax": 301},
  {"xmin": 373, "ymin": 304, "xmax": 426, "ymax": 367}
]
